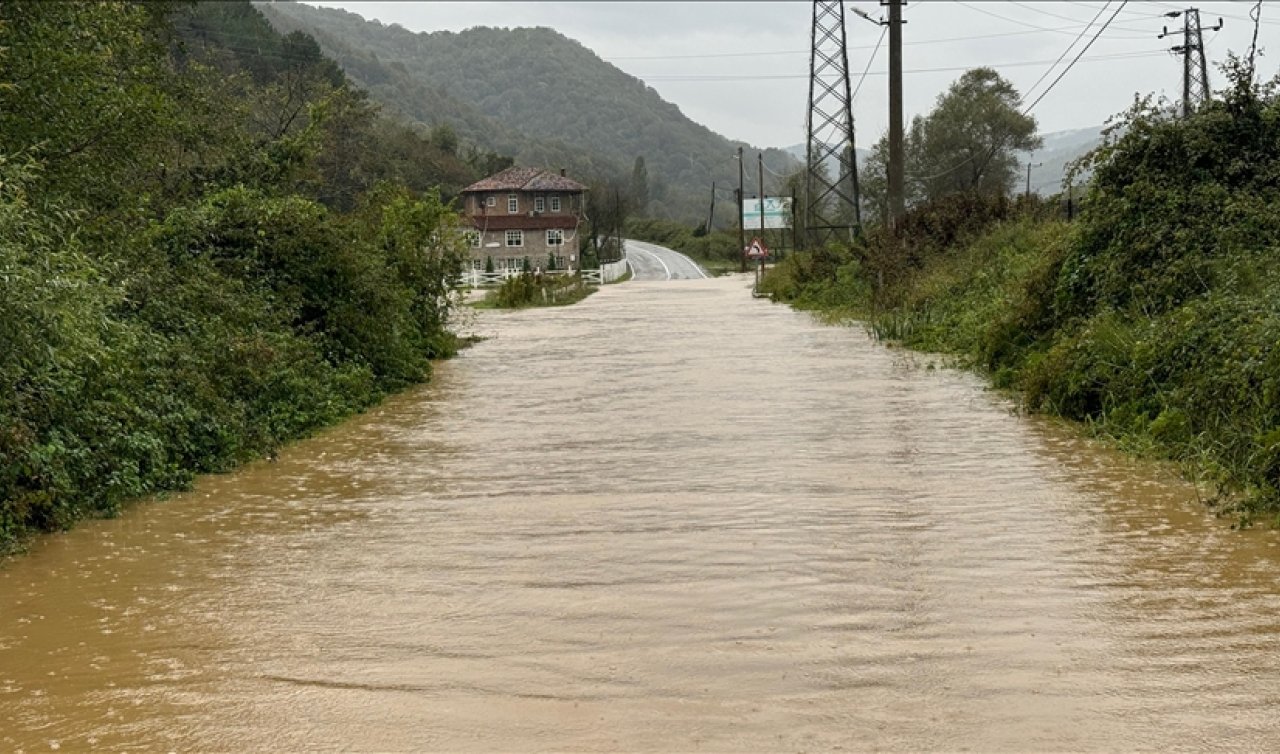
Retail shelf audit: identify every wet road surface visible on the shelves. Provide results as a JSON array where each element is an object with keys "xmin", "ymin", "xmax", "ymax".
[{"xmin": 2, "ymin": 275, "xmax": 1279, "ymax": 751}]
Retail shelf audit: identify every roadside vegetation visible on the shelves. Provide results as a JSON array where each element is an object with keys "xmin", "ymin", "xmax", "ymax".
[
  {"xmin": 477, "ymin": 273, "xmax": 597, "ymax": 309},
  {"xmin": 0, "ymin": 1, "xmax": 504, "ymax": 553},
  {"xmin": 763, "ymin": 60, "xmax": 1280, "ymax": 525}
]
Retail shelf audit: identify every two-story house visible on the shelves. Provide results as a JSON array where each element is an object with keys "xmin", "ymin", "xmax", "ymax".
[{"xmin": 461, "ymin": 166, "xmax": 588, "ymax": 272}]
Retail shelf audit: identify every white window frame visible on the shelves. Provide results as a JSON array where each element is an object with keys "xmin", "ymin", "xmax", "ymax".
[
  {"xmin": 505, "ymin": 229, "xmax": 523, "ymax": 247},
  {"xmin": 470, "ymin": 259, "xmax": 484, "ymax": 271},
  {"xmin": 534, "ymin": 196, "xmax": 545, "ymax": 213},
  {"xmin": 501, "ymin": 257, "xmax": 524, "ymax": 271},
  {"xmin": 507, "ymin": 194, "xmax": 518, "ymax": 213},
  {"xmin": 486, "ymin": 196, "xmax": 496, "ymax": 208},
  {"xmin": 546, "ymin": 229, "xmax": 564, "ymax": 247},
  {"xmin": 550, "ymin": 196, "xmax": 561, "ymax": 212},
  {"xmin": 464, "ymin": 230, "xmax": 481, "ymax": 248}
]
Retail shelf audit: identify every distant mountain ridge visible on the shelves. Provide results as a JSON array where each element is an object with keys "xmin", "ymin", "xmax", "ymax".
[
  {"xmin": 1016, "ymin": 126, "xmax": 1104, "ymax": 195},
  {"xmin": 254, "ymin": 1, "xmax": 799, "ymax": 224}
]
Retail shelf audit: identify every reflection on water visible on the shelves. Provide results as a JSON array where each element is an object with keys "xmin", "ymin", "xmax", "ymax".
[{"xmin": 2, "ymin": 276, "xmax": 1278, "ymax": 751}]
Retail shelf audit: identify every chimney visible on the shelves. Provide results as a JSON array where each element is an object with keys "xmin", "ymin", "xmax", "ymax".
[{"xmin": 559, "ymin": 167, "xmax": 566, "ymax": 177}]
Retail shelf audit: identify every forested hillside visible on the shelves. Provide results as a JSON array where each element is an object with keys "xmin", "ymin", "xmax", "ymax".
[
  {"xmin": 0, "ymin": 1, "xmax": 484, "ymax": 552},
  {"xmin": 255, "ymin": 0, "xmax": 798, "ymax": 224}
]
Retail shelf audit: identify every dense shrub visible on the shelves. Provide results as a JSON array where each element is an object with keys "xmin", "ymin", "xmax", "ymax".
[
  {"xmin": 762, "ymin": 63, "xmax": 1280, "ymax": 523},
  {"xmin": 485, "ymin": 272, "xmax": 594, "ymax": 309},
  {"xmin": 0, "ymin": 2, "xmax": 474, "ymax": 552}
]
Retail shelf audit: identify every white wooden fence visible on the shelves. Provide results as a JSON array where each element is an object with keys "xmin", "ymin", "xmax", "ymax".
[
  {"xmin": 456, "ymin": 260, "xmax": 630, "ymax": 289},
  {"xmin": 598, "ymin": 258, "xmax": 630, "ymax": 283}
]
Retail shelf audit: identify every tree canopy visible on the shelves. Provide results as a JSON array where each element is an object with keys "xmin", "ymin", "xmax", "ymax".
[
  {"xmin": 862, "ymin": 68, "xmax": 1041, "ymax": 218},
  {"xmin": 0, "ymin": 0, "xmax": 487, "ymax": 551}
]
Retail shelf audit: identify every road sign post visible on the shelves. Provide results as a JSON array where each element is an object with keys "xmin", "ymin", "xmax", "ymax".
[{"xmin": 745, "ymin": 236, "xmax": 770, "ymax": 291}]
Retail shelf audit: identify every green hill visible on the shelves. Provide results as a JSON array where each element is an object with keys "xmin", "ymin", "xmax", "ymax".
[{"xmin": 254, "ymin": 0, "xmax": 798, "ymax": 224}]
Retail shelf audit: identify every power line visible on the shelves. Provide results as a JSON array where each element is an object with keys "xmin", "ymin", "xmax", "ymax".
[
  {"xmin": 602, "ymin": 19, "xmax": 1158, "ymax": 62},
  {"xmin": 916, "ymin": 1, "xmax": 1132, "ymax": 186},
  {"xmin": 1065, "ymin": 0, "xmax": 1165, "ymax": 18},
  {"xmin": 1023, "ymin": 1, "xmax": 1113, "ymax": 105},
  {"xmin": 1153, "ymin": 0, "xmax": 1280, "ymax": 27},
  {"xmin": 852, "ymin": 25, "xmax": 888, "ymax": 102},
  {"xmin": 1022, "ymin": 1, "xmax": 1131, "ymax": 115},
  {"xmin": 951, "ymin": 1, "xmax": 1150, "ymax": 38},
  {"xmin": 636, "ymin": 49, "xmax": 1167, "ymax": 82},
  {"xmin": 1007, "ymin": 0, "xmax": 1161, "ymax": 30}
]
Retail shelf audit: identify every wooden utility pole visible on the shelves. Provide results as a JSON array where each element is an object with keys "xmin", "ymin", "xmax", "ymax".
[
  {"xmin": 758, "ymin": 152, "xmax": 766, "ymax": 237},
  {"xmin": 1025, "ymin": 160, "xmax": 1042, "ymax": 199},
  {"xmin": 737, "ymin": 146, "xmax": 746, "ymax": 273},
  {"xmin": 758, "ymin": 152, "xmax": 767, "ymax": 277},
  {"xmin": 707, "ymin": 181, "xmax": 716, "ymax": 233},
  {"xmin": 886, "ymin": 0, "xmax": 905, "ymax": 225}
]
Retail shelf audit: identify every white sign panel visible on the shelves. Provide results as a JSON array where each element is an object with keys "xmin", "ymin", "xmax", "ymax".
[{"xmin": 742, "ymin": 196, "xmax": 793, "ymax": 230}]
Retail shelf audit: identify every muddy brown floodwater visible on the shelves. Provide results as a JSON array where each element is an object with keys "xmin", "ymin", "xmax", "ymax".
[{"xmin": 3, "ymin": 276, "xmax": 1280, "ymax": 752}]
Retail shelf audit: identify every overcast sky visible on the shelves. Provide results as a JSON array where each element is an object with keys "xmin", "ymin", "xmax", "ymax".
[{"xmin": 305, "ymin": 1, "xmax": 1275, "ymax": 149}]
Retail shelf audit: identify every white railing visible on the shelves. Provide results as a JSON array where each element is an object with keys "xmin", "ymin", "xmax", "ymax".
[
  {"xmin": 456, "ymin": 261, "xmax": 631, "ymax": 288},
  {"xmin": 599, "ymin": 258, "xmax": 630, "ymax": 283}
]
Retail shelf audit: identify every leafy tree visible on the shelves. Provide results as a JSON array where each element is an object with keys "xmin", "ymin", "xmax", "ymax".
[
  {"xmin": 0, "ymin": 1, "xmax": 180, "ymax": 212},
  {"xmin": 862, "ymin": 68, "xmax": 1041, "ymax": 218},
  {"xmin": 0, "ymin": 0, "xmax": 489, "ymax": 551}
]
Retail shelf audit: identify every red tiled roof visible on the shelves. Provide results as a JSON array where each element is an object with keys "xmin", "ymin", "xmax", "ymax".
[{"xmin": 462, "ymin": 166, "xmax": 588, "ymax": 193}]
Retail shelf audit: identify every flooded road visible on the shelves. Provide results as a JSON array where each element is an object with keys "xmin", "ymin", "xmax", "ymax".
[{"xmin": 3, "ymin": 275, "xmax": 1279, "ymax": 751}]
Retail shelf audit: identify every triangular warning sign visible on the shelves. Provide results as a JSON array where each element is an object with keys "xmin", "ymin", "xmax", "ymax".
[{"xmin": 745, "ymin": 237, "xmax": 769, "ymax": 258}]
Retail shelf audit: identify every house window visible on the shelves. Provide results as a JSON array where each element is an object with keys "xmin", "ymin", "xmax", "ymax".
[
  {"xmin": 500, "ymin": 257, "xmax": 524, "ymax": 271},
  {"xmin": 464, "ymin": 230, "xmax": 481, "ymax": 248},
  {"xmin": 505, "ymin": 229, "xmax": 523, "ymax": 247},
  {"xmin": 507, "ymin": 194, "xmax": 518, "ymax": 213},
  {"xmin": 546, "ymin": 229, "xmax": 564, "ymax": 247},
  {"xmin": 535, "ymin": 196, "xmax": 545, "ymax": 213},
  {"xmin": 486, "ymin": 196, "xmax": 496, "ymax": 208},
  {"xmin": 470, "ymin": 259, "xmax": 484, "ymax": 271},
  {"xmin": 550, "ymin": 196, "xmax": 561, "ymax": 212}
]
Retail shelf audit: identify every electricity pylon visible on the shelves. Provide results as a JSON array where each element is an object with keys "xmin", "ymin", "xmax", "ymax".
[
  {"xmin": 1158, "ymin": 8, "xmax": 1223, "ymax": 117},
  {"xmin": 804, "ymin": 0, "xmax": 860, "ymax": 248}
]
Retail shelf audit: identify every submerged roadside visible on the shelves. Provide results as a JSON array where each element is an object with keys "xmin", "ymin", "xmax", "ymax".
[{"xmin": 762, "ymin": 206, "xmax": 1280, "ymax": 526}]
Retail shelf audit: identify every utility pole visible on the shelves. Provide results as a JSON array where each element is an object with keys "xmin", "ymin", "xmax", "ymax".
[
  {"xmin": 758, "ymin": 152, "xmax": 767, "ymax": 279},
  {"xmin": 886, "ymin": 0, "xmax": 905, "ymax": 225},
  {"xmin": 736, "ymin": 146, "xmax": 746, "ymax": 273},
  {"xmin": 1159, "ymin": 8, "xmax": 1222, "ymax": 118},
  {"xmin": 758, "ymin": 152, "xmax": 766, "ymax": 237},
  {"xmin": 1024, "ymin": 159, "xmax": 1042, "ymax": 199},
  {"xmin": 804, "ymin": 0, "xmax": 861, "ymax": 248},
  {"xmin": 707, "ymin": 181, "xmax": 716, "ymax": 234},
  {"xmin": 613, "ymin": 187, "xmax": 622, "ymax": 263}
]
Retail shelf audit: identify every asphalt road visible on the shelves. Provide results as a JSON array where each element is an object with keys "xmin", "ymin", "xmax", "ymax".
[{"xmin": 623, "ymin": 239, "xmax": 709, "ymax": 281}]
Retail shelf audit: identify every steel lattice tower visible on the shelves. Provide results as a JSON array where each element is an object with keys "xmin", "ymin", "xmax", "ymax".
[
  {"xmin": 804, "ymin": 0, "xmax": 860, "ymax": 248},
  {"xmin": 1160, "ymin": 8, "xmax": 1222, "ymax": 117}
]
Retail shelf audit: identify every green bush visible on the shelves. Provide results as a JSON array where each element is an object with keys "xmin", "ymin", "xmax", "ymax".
[
  {"xmin": 485, "ymin": 272, "xmax": 594, "ymax": 309},
  {"xmin": 760, "ymin": 62, "xmax": 1280, "ymax": 522}
]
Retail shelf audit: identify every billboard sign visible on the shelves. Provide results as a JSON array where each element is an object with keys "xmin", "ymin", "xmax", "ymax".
[{"xmin": 742, "ymin": 196, "xmax": 793, "ymax": 230}]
